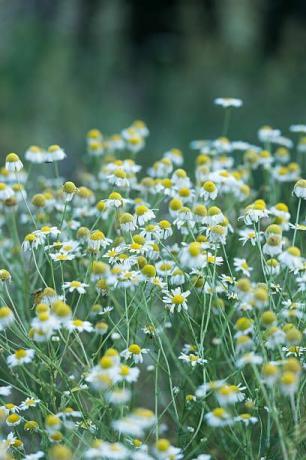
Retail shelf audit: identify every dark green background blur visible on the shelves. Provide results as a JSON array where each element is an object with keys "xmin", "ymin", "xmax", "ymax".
[{"xmin": 1, "ymin": 0, "xmax": 306, "ymax": 169}]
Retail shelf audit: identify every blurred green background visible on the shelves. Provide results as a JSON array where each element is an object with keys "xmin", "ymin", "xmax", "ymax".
[{"xmin": 1, "ymin": 0, "xmax": 306, "ymax": 169}]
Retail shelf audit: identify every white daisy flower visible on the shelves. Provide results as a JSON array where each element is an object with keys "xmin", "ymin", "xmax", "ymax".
[
  {"xmin": 0, "ymin": 306, "xmax": 15, "ymax": 331},
  {"xmin": 63, "ymin": 281, "xmax": 89, "ymax": 294},
  {"xmin": 178, "ymin": 352, "xmax": 207, "ymax": 367},
  {"xmin": 162, "ymin": 288, "xmax": 190, "ymax": 313},
  {"xmin": 25, "ymin": 145, "xmax": 46, "ymax": 163},
  {"xmin": 46, "ymin": 144, "xmax": 66, "ymax": 162},
  {"xmin": 7, "ymin": 349, "xmax": 35, "ymax": 367},
  {"xmin": 236, "ymin": 352, "xmax": 263, "ymax": 368},
  {"xmin": 5, "ymin": 153, "xmax": 23, "ymax": 172},
  {"xmin": 66, "ymin": 319, "xmax": 93, "ymax": 333},
  {"xmin": 234, "ymin": 258, "xmax": 253, "ymax": 277},
  {"xmin": 121, "ymin": 344, "xmax": 149, "ymax": 364},
  {"xmin": 214, "ymin": 97, "xmax": 243, "ymax": 108},
  {"xmin": 279, "ymin": 247, "xmax": 304, "ymax": 272},
  {"xmin": 293, "ymin": 179, "xmax": 306, "ymax": 200},
  {"xmin": 205, "ymin": 407, "xmax": 234, "ymax": 427}
]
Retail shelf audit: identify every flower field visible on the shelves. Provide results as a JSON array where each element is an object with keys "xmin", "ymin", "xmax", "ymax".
[{"xmin": 0, "ymin": 99, "xmax": 305, "ymax": 459}]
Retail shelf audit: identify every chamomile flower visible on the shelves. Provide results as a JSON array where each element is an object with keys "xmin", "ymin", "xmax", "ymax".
[
  {"xmin": 156, "ymin": 260, "xmax": 175, "ymax": 277},
  {"xmin": 19, "ymin": 398, "xmax": 40, "ymax": 411},
  {"xmin": 238, "ymin": 228, "xmax": 258, "ymax": 246},
  {"xmin": 63, "ymin": 181, "xmax": 78, "ymax": 201},
  {"xmin": 7, "ymin": 349, "xmax": 35, "ymax": 367},
  {"xmin": 293, "ymin": 178, "xmax": 306, "ymax": 199},
  {"xmin": 88, "ymin": 230, "xmax": 112, "ymax": 251},
  {"xmin": 122, "ymin": 127, "xmax": 145, "ymax": 153},
  {"xmin": 0, "ymin": 183, "xmax": 14, "ymax": 200},
  {"xmin": 264, "ymin": 259, "xmax": 280, "ymax": 277},
  {"xmin": 236, "ymin": 413, "xmax": 258, "ymax": 425},
  {"xmin": 135, "ymin": 205, "xmax": 155, "ymax": 226},
  {"xmin": 206, "ymin": 206, "xmax": 224, "ymax": 225},
  {"xmin": 241, "ymin": 200, "xmax": 269, "ymax": 225},
  {"xmin": 50, "ymin": 252, "xmax": 75, "ymax": 262},
  {"xmin": 154, "ymin": 439, "xmax": 183, "ymax": 460},
  {"xmin": 236, "ymin": 352, "xmax": 263, "ymax": 368},
  {"xmin": 63, "ymin": 281, "xmax": 89, "ymax": 294},
  {"xmin": 270, "ymin": 202, "xmax": 290, "ymax": 222},
  {"xmin": 280, "ymin": 371, "xmax": 299, "ymax": 395},
  {"xmin": 121, "ymin": 344, "xmax": 149, "ymax": 364},
  {"xmin": 117, "ymin": 364, "xmax": 140, "ymax": 383},
  {"xmin": 6, "ymin": 413, "xmax": 22, "ymax": 426},
  {"xmin": 279, "ymin": 246, "xmax": 304, "ymax": 272},
  {"xmin": 258, "ymin": 150, "xmax": 273, "ymax": 168},
  {"xmin": 107, "ymin": 168, "xmax": 130, "ymax": 188},
  {"xmin": 105, "ymin": 388, "xmax": 131, "ymax": 405},
  {"xmin": 274, "ymin": 145, "xmax": 290, "ymax": 162},
  {"xmin": 207, "ymin": 225, "xmax": 227, "ymax": 244},
  {"xmin": 46, "ymin": 145, "xmax": 66, "ymax": 162},
  {"xmin": 180, "ymin": 242, "xmax": 205, "ymax": 268},
  {"xmin": 112, "ymin": 416, "xmax": 145, "ymax": 438},
  {"xmin": 179, "ymin": 352, "xmax": 207, "ymax": 367},
  {"xmin": 214, "ymin": 97, "xmax": 243, "ymax": 108},
  {"xmin": 164, "ymin": 148, "xmax": 183, "ymax": 165},
  {"xmin": 0, "ymin": 306, "xmax": 14, "ymax": 330},
  {"xmin": 105, "ymin": 191, "xmax": 128, "ymax": 208},
  {"xmin": 200, "ymin": 181, "xmax": 218, "ymax": 200},
  {"xmin": 5, "ymin": 153, "xmax": 23, "ymax": 172},
  {"xmin": 258, "ymin": 126, "xmax": 281, "ymax": 143},
  {"xmin": 52, "ymin": 301, "xmax": 72, "ymax": 323},
  {"xmin": 130, "ymin": 120, "xmax": 149, "ymax": 138},
  {"xmin": 158, "ymin": 220, "xmax": 173, "ymax": 239},
  {"xmin": 215, "ymin": 384, "xmax": 245, "ymax": 406},
  {"xmin": 162, "ymin": 288, "xmax": 190, "ymax": 313},
  {"xmin": 119, "ymin": 213, "xmax": 137, "ymax": 232},
  {"xmin": 265, "ymin": 326, "xmax": 286, "ymax": 349},
  {"xmin": 173, "ymin": 206, "xmax": 194, "ymax": 232},
  {"xmin": 261, "ymin": 362, "xmax": 279, "ymax": 386},
  {"xmin": 235, "ymin": 335, "xmax": 254, "ymax": 353},
  {"xmin": 205, "ymin": 407, "xmax": 233, "ymax": 427},
  {"xmin": 25, "ymin": 145, "xmax": 46, "ymax": 163},
  {"xmin": 263, "ymin": 234, "xmax": 283, "ymax": 257},
  {"xmin": 67, "ymin": 319, "xmax": 93, "ymax": 333},
  {"xmin": 234, "ymin": 258, "xmax": 253, "ymax": 277},
  {"xmin": 40, "ymin": 287, "xmax": 60, "ymax": 305}
]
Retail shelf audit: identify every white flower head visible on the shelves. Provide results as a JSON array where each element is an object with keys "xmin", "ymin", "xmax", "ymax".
[{"xmin": 162, "ymin": 288, "xmax": 190, "ymax": 313}]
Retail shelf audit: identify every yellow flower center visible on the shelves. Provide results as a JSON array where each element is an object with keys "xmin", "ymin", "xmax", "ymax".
[
  {"xmin": 7, "ymin": 413, "xmax": 20, "ymax": 424},
  {"xmin": 212, "ymin": 407, "xmax": 225, "ymax": 418},
  {"xmin": 281, "ymin": 371, "xmax": 297, "ymax": 386},
  {"xmin": 6, "ymin": 153, "xmax": 19, "ymax": 163},
  {"xmin": 120, "ymin": 365, "xmax": 130, "ymax": 376},
  {"xmin": 189, "ymin": 242, "xmax": 201, "ymax": 257},
  {"xmin": 99, "ymin": 357, "xmax": 114, "ymax": 369},
  {"xmin": 72, "ymin": 319, "xmax": 84, "ymax": 328},
  {"xmin": 156, "ymin": 439, "xmax": 170, "ymax": 452},
  {"xmin": 203, "ymin": 181, "xmax": 216, "ymax": 192},
  {"xmin": 15, "ymin": 349, "xmax": 27, "ymax": 359},
  {"xmin": 287, "ymin": 246, "xmax": 301, "ymax": 257},
  {"xmin": 172, "ymin": 294, "xmax": 184, "ymax": 304},
  {"xmin": 128, "ymin": 344, "xmax": 141, "ymax": 354},
  {"xmin": 0, "ymin": 306, "xmax": 12, "ymax": 318},
  {"xmin": 70, "ymin": 281, "xmax": 81, "ymax": 288}
]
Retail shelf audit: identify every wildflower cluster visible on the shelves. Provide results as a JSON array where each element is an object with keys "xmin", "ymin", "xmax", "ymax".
[{"xmin": 0, "ymin": 103, "xmax": 305, "ymax": 459}]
